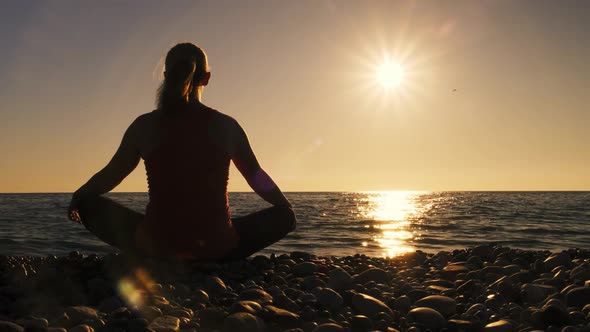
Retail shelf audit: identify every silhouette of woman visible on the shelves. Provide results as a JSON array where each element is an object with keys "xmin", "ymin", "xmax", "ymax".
[{"xmin": 68, "ymin": 43, "xmax": 296, "ymax": 261}]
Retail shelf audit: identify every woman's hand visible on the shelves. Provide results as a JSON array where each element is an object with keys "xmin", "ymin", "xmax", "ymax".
[{"xmin": 68, "ymin": 194, "xmax": 82, "ymax": 224}]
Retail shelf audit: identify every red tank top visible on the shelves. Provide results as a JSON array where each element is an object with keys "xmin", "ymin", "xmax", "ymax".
[{"xmin": 137, "ymin": 108, "xmax": 239, "ymax": 260}]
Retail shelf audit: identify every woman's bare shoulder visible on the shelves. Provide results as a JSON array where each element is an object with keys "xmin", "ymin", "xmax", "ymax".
[{"xmin": 206, "ymin": 107, "xmax": 239, "ymax": 129}]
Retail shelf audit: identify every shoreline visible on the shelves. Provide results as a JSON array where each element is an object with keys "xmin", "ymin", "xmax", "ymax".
[{"xmin": 1, "ymin": 246, "xmax": 589, "ymax": 332}]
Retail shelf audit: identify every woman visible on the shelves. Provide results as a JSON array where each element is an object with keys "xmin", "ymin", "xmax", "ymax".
[{"xmin": 68, "ymin": 43, "xmax": 296, "ymax": 261}]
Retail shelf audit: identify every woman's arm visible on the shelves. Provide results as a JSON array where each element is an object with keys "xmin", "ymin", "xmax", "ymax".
[
  {"xmin": 68, "ymin": 119, "xmax": 141, "ymax": 222},
  {"xmin": 230, "ymin": 119, "xmax": 292, "ymax": 207}
]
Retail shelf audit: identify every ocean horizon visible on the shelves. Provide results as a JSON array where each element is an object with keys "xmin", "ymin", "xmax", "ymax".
[{"xmin": 1, "ymin": 191, "xmax": 589, "ymax": 258}]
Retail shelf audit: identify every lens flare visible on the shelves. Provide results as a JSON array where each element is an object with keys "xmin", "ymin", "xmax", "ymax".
[{"xmin": 116, "ymin": 267, "xmax": 157, "ymax": 308}]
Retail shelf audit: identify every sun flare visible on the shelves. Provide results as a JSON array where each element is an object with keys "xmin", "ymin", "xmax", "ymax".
[{"xmin": 375, "ymin": 60, "xmax": 405, "ymax": 90}]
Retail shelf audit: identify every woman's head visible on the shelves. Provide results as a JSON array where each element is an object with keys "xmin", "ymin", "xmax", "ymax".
[{"xmin": 157, "ymin": 43, "xmax": 210, "ymax": 110}]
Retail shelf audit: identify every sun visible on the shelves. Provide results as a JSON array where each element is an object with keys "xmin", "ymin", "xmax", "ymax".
[{"xmin": 375, "ymin": 60, "xmax": 405, "ymax": 90}]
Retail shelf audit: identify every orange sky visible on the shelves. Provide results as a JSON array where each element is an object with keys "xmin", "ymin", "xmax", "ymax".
[{"xmin": 0, "ymin": 1, "xmax": 588, "ymax": 192}]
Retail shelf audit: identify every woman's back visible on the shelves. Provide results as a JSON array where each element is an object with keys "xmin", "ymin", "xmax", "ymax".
[{"xmin": 137, "ymin": 105, "xmax": 239, "ymax": 258}]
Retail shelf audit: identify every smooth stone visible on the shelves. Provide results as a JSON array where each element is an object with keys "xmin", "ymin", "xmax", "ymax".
[
  {"xmin": 423, "ymin": 279, "xmax": 456, "ymax": 288},
  {"xmin": 414, "ymin": 295, "xmax": 457, "ymax": 317},
  {"xmin": 561, "ymin": 326, "xmax": 580, "ymax": 332},
  {"xmin": 392, "ymin": 295, "xmax": 412, "ymax": 313},
  {"xmin": 97, "ymin": 296, "xmax": 125, "ymax": 313},
  {"xmin": 65, "ymin": 307, "xmax": 98, "ymax": 325},
  {"xmin": 350, "ymin": 315, "xmax": 373, "ymax": 332},
  {"xmin": 68, "ymin": 325, "xmax": 95, "ymax": 332},
  {"xmin": 566, "ymin": 287, "xmax": 590, "ymax": 309},
  {"xmin": 466, "ymin": 303, "xmax": 487, "ymax": 316},
  {"xmin": 351, "ymin": 293, "xmax": 394, "ymax": 318},
  {"xmin": 0, "ymin": 321, "xmax": 24, "ymax": 332},
  {"xmin": 406, "ymin": 289, "xmax": 429, "ymax": 303},
  {"xmin": 193, "ymin": 289, "xmax": 209, "ymax": 304},
  {"xmin": 447, "ymin": 319, "xmax": 472, "ymax": 331},
  {"xmin": 261, "ymin": 305, "xmax": 300, "ymax": 326},
  {"xmin": 570, "ymin": 265, "xmax": 590, "ymax": 281},
  {"xmin": 47, "ymin": 329, "xmax": 67, "ymax": 332},
  {"xmin": 441, "ymin": 265, "xmax": 469, "ymax": 280},
  {"xmin": 541, "ymin": 304, "xmax": 570, "ymax": 326},
  {"xmin": 229, "ymin": 301, "xmax": 263, "ymax": 315},
  {"xmin": 140, "ymin": 306, "xmax": 163, "ymax": 321},
  {"xmin": 471, "ymin": 245, "xmax": 492, "ymax": 258},
  {"xmin": 167, "ymin": 309, "xmax": 192, "ymax": 319},
  {"xmin": 352, "ymin": 268, "xmax": 389, "ymax": 285},
  {"xmin": 293, "ymin": 262, "xmax": 318, "ymax": 277},
  {"xmin": 148, "ymin": 316, "xmax": 180, "ymax": 332},
  {"xmin": 298, "ymin": 293, "xmax": 318, "ymax": 304},
  {"xmin": 127, "ymin": 318, "xmax": 149, "ymax": 332},
  {"xmin": 522, "ymin": 283, "xmax": 556, "ymax": 304},
  {"xmin": 303, "ymin": 275, "xmax": 326, "ymax": 290},
  {"xmin": 314, "ymin": 288, "xmax": 344, "ymax": 311},
  {"xmin": 407, "ymin": 307, "xmax": 447, "ymax": 330},
  {"xmin": 302, "ymin": 322, "xmax": 319, "ymax": 332},
  {"xmin": 239, "ymin": 288, "xmax": 273, "ymax": 304},
  {"xmin": 25, "ymin": 317, "xmax": 49, "ymax": 330},
  {"xmin": 544, "ymin": 252, "xmax": 571, "ymax": 271},
  {"xmin": 222, "ymin": 312, "xmax": 263, "ymax": 332},
  {"xmin": 204, "ymin": 276, "xmax": 227, "ymax": 296},
  {"xmin": 484, "ymin": 319, "xmax": 513, "ymax": 332},
  {"xmin": 291, "ymin": 251, "xmax": 312, "ymax": 261},
  {"xmin": 198, "ymin": 308, "xmax": 228, "ymax": 327},
  {"xmin": 313, "ymin": 323, "xmax": 343, "ymax": 332},
  {"xmin": 327, "ymin": 268, "xmax": 353, "ymax": 290}
]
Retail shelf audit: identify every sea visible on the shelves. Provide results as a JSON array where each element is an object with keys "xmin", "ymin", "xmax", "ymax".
[{"xmin": 1, "ymin": 192, "xmax": 589, "ymax": 258}]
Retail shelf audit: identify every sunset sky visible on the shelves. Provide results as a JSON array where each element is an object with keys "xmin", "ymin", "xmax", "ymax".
[{"xmin": 0, "ymin": 1, "xmax": 588, "ymax": 192}]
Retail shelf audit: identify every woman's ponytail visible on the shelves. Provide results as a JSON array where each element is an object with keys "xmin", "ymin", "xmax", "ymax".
[{"xmin": 156, "ymin": 43, "xmax": 208, "ymax": 111}]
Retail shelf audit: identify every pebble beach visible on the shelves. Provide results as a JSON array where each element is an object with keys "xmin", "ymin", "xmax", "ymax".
[{"xmin": 1, "ymin": 245, "xmax": 590, "ymax": 332}]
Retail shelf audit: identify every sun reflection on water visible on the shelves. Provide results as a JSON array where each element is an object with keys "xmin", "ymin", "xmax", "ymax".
[{"xmin": 358, "ymin": 191, "xmax": 425, "ymax": 257}]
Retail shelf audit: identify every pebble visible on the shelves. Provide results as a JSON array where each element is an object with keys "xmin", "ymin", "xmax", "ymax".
[
  {"xmin": 351, "ymin": 293, "xmax": 394, "ymax": 318},
  {"xmin": 313, "ymin": 323, "xmax": 343, "ymax": 332},
  {"xmin": 194, "ymin": 289, "xmax": 209, "ymax": 303},
  {"xmin": 239, "ymin": 288, "xmax": 273, "ymax": 304},
  {"xmin": 350, "ymin": 315, "xmax": 373, "ymax": 332},
  {"xmin": 261, "ymin": 305, "xmax": 300, "ymax": 326},
  {"xmin": 392, "ymin": 295, "xmax": 412, "ymax": 313},
  {"xmin": 293, "ymin": 262, "xmax": 318, "ymax": 277},
  {"xmin": 352, "ymin": 268, "xmax": 389, "ymax": 285},
  {"xmin": 484, "ymin": 319, "xmax": 513, "ymax": 332},
  {"xmin": 566, "ymin": 287, "xmax": 590, "ymax": 309},
  {"xmin": 198, "ymin": 308, "xmax": 228, "ymax": 327},
  {"xmin": 24, "ymin": 317, "xmax": 49, "ymax": 330},
  {"xmin": 65, "ymin": 307, "xmax": 98, "ymax": 325},
  {"xmin": 570, "ymin": 265, "xmax": 590, "ymax": 281},
  {"xmin": 229, "ymin": 300, "xmax": 263, "ymax": 315},
  {"xmin": 0, "ymin": 321, "xmax": 24, "ymax": 332},
  {"xmin": 414, "ymin": 295, "xmax": 457, "ymax": 317},
  {"xmin": 148, "ymin": 316, "xmax": 180, "ymax": 332},
  {"xmin": 327, "ymin": 268, "xmax": 352, "ymax": 290},
  {"xmin": 222, "ymin": 312, "xmax": 263, "ymax": 332},
  {"xmin": 407, "ymin": 307, "xmax": 447, "ymax": 330},
  {"xmin": 204, "ymin": 276, "xmax": 227, "ymax": 296},
  {"xmin": 441, "ymin": 265, "xmax": 469, "ymax": 280},
  {"xmin": 544, "ymin": 252, "xmax": 571, "ymax": 271},
  {"xmin": 314, "ymin": 288, "xmax": 344, "ymax": 311},
  {"xmin": 68, "ymin": 325, "xmax": 95, "ymax": 332},
  {"xmin": 140, "ymin": 306, "xmax": 163, "ymax": 321}
]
